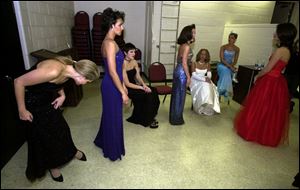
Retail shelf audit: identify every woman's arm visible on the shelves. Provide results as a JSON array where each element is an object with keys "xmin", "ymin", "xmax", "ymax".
[
  {"xmin": 205, "ymin": 63, "xmax": 212, "ymax": 82},
  {"xmin": 220, "ymin": 45, "xmax": 230, "ymax": 67},
  {"xmin": 122, "ymin": 60, "xmax": 143, "ymax": 90},
  {"xmin": 191, "ymin": 61, "xmax": 196, "ymax": 73},
  {"xmin": 14, "ymin": 61, "xmax": 62, "ymax": 121},
  {"xmin": 232, "ymin": 46, "xmax": 240, "ymax": 67},
  {"xmin": 104, "ymin": 40, "xmax": 129, "ymax": 104},
  {"xmin": 254, "ymin": 48, "xmax": 287, "ymax": 83},
  {"xmin": 133, "ymin": 61, "xmax": 150, "ymax": 91},
  {"xmin": 182, "ymin": 44, "xmax": 191, "ymax": 86}
]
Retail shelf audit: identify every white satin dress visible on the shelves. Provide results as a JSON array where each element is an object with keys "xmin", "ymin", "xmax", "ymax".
[{"xmin": 190, "ymin": 68, "xmax": 221, "ymax": 115}]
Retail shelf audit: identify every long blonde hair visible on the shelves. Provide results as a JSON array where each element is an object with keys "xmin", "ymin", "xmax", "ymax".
[{"xmin": 54, "ymin": 56, "xmax": 100, "ymax": 81}]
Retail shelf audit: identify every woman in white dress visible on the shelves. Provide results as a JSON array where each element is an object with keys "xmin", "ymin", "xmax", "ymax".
[{"xmin": 190, "ymin": 49, "xmax": 220, "ymax": 115}]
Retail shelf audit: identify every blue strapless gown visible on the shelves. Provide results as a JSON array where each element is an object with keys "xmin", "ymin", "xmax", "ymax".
[
  {"xmin": 94, "ymin": 50, "xmax": 125, "ymax": 161},
  {"xmin": 217, "ymin": 49, "xmax": 235, "ymax": 98},
  {"xmin": 169, "ymin": 59, "xmax": 187, "ymax": 125}
]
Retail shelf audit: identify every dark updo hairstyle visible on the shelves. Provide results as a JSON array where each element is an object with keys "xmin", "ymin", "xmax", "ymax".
[
  {"xmin": 276, "ymin": 23, "xmax": 297, "ymax": 52},
  {"xmin": 177, "ymin": 24, "xmax": 195, "ymax": 45},
  {"xmin": 229, "ymin": 32, "xmax": 238, "ymax": 39},
  {"xmin": 122, "ymin": 42, "xmax": 136, "ymax": 54},
  {"xmin": 101, "ymin": 7, "xmax": 125, "ymax": 34}
]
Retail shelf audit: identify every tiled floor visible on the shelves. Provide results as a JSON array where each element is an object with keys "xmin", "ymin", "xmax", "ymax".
[{"xmin": 1, "ymin": 79, "xmax": 299, "ymax": 189}]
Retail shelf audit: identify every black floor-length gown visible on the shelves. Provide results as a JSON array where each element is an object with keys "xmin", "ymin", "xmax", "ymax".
[
  {"xmin": 24, "ymin": 65, "xmax": 77, "ymax": 181},
  {"xmin": 126, "ymin": 69, "xmax": 160, "ymax": 127}
]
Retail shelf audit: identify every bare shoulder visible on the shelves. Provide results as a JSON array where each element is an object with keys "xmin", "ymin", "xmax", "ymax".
[
  {"xmin": 132, "ymin": 59, "xmax": 139, "ymax": 67},
  {"xmin": 276, "ymin": 47, "xmax": 290, "ymax": 61},
  {"xmin": 103, "ymin": 39, "xmax": 117, "ymax": 50},
  {"xmin": 36, "ymin": 59, "xmax": 64, "ymax": 77},
  {"xmin": 234, "ymin": 45, "xmax": 240, "ymax": 52},
  {"xmin": 102, "ymin": 39, "xmax": 117, "ymax": 56}
]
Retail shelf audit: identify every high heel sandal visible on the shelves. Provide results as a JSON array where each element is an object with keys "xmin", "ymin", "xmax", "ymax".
[
  {"xmin": 150, "ymin": 120, "xmax": 159, "ymax": 129},
  {"xmin": 49, "ymin": 170, "xmax": 63, "ymax": 182}
]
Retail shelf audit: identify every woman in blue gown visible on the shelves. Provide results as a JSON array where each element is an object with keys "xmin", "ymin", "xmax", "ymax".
[
  {"xmin": 169, "ymin": 24, "xmax": 196, "ymax": 125},
  {"xmin": 217, "ymin": 32, "xmax": 240, "ymax": 103},
  {"xmin": 94, "ymin": 8, "xmax": 129, "ymax": 161}
]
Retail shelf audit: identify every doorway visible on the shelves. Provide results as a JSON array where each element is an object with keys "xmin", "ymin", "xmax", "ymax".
[{"xmin": 1, "ymin": 1, "xmax": 26, "ymax": 169}]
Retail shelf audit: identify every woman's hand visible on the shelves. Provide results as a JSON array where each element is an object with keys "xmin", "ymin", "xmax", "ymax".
[
  {"xmin": 143, "ymin": 85, "xmax": 152, "ymax": 93},
  {"xmin": 19, "ymin": 109, "xmax": 33, "ymax": 122},
  {"xmin": 186, "ymin": 77, "xmax": 191, "ymax": 87},
  {"xmin": 122, "ymin": 93, "xmax": 129, "ymax": 105},
  {"xmin": 230, "ymin": 65, "xmax": 237, "ymax": 72},
  {"xmin": 123, "ymin": 85, "xmax": 128, "ymax": 95},
  {"xmin": 51, "ymin": 94, "xmax": 65, "ymax": 109}
]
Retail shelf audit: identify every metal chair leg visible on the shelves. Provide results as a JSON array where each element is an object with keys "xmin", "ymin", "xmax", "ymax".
[{"xmin": 163, "ymin": 95, "xmax": 167, "ymax": 103}]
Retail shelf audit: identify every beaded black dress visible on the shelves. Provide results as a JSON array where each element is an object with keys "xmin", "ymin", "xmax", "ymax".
[{"xmin": 24, "ymin": 64, "xmax": 77, "ymax": 181}]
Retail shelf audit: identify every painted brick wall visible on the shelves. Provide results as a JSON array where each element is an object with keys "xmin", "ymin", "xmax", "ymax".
[{"xmin": 19, "ymin": 1, "xmax": 74, "ymax": 67}]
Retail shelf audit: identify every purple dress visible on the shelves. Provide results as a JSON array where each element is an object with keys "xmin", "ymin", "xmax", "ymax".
[{"xmin": 94, "ymin": 49, "xmax": 125, "ymax": 161}]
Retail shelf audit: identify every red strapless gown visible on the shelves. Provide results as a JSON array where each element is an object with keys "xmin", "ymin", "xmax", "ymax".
[{"xmin": 234, "ymin": 60, "xmax": 290, "ymax": 147}]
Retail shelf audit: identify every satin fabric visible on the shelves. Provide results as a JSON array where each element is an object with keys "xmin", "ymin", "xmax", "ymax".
[
  {"xmin": 217, "ymin": 49, "xmax": 235, "ymax": 98},
  {"xmin": 94, "ymin": 50, "xmax": 125, "ymax": 161},
  {"xmin": 190, "ymin": 68, "xmax": 220, "ymax": 115},
  {"xmin": 234, "ymin": 59, "xmax": 290, "ymax": 147}
]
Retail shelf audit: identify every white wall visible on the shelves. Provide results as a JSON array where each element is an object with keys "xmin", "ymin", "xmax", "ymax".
[
  {"xmin": 74, "ymin": 1, "xmax": 146, "ymax": 62},
  {"xmin": 222, "ymin": 24, "xmax": 277, "ymax": 67},
  {"xmin": 179, "ymin": 1, "xmax": 276, "ymax": 62}
]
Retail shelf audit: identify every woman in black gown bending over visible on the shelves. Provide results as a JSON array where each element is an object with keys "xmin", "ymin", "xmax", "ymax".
[
  {"xmin": 14, "ymin": 56, "xmax": 99, "ymax": 182},
  {"xmin": 122, "ymin": 43, "xmax": 160, "ymax": 128}
]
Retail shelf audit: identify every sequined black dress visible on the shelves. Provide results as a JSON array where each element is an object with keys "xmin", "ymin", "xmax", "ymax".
[{"xmin": 24, "ymin": 65, "xmax": 77, "ymax": 181}]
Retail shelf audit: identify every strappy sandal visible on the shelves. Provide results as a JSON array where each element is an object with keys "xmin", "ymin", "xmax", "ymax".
[{"xmin": 150, "ymin": 120, "xmax": 159, "ymax": 128}]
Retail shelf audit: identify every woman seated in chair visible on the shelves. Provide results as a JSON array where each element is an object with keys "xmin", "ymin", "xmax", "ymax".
[
  {"xmin": 122, "ymin": 43, "xmax": 160, "ymax": 128},
  {"xmin": 190, "ymin": 49, "xmax": 220, "ymax": 115},
  {"xmin": 217, "ymin": 32, "xmax": 240, "ymax": 103}
]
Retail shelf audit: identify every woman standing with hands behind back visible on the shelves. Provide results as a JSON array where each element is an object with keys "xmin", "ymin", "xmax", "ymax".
[
  {"xmin": 234, "ymin": 23, "xmax": 297, "ymax": 147},
  {"xmin": 169, "ymin": 24, "xmax": 196, "ymax": 125},
  {"xmin": 94, "ymin": 7, "xmax": 129, "ymax": 161}
]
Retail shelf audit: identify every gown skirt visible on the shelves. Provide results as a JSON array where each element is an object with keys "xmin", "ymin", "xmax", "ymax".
[
  {"xmin": 234, "ymin": 60, "xmax": 290, "ymax": 147},
  {"xmin": 24, "ymin": 82, "xmax": 77, "ymax": 181},
  {"xmin": 94, "ymin": 50, "xmax": 125, "ymax": 161},
  {"xmin": 126, "ymin": 69, "xmax": 160, "ymax": 127},
  {"xmin": 169, "ymin": 63, "xmax": 187, "ymax": 125}
]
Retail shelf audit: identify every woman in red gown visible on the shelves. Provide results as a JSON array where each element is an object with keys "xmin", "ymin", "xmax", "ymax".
[{"xmin": 234, "ymin": 23, "xmax": 297, "ymax": 147}]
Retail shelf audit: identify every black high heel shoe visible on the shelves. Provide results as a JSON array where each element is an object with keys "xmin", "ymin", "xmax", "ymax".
[
  {"xmin": 77, "ymin": 150, "xmax": 87, "ymax": 161},
  {"xmin": 49, "ymin": 170, "xmax": 63, "ymax": 182},
  {"xmin": 150, "ymin": 120, "xmax": 159, "ymax": 129}
]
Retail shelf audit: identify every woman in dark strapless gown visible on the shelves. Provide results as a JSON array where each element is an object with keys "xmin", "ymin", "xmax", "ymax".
[
  {"xmin": 94, "ymin": 8, "xmax": 129, "ymax": 161},
  {"xmin": 122, "ymin": 43, "xmax": 160, "ymax": 128},
  {"xmin": 234, "ymin": 23, "xmax": 297, "ymax": 147},
  {"xmin": 14, "ymin": 56, "xmax": 99, "ymax": 182}
]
